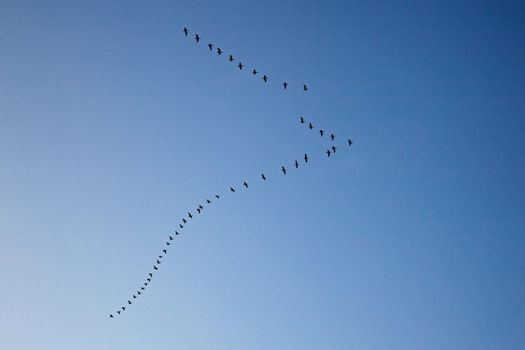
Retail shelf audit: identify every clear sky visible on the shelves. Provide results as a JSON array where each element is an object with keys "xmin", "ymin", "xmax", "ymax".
[{"xmin": 1, "ymin": 1, "xmax": 524, "ymax": 349}]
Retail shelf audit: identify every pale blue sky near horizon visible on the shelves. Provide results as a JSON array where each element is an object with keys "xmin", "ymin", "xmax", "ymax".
[{"xmin": 1, "ymin": 1, "xmax": 524, "ymax": 349}]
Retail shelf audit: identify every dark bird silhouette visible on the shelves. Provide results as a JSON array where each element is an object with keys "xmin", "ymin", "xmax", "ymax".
[
  {"xmin": 215, "ymin": 195, "xmax": 220, "ymax": 199},
  {"xmin": 243, "ymin": 181, "xmax": 248, "ymax": 188},
  {"xmin": 133, "ymin": 295, "xmax": 137, "ymax": 299},
  {"xmin": 330, "ymin": 134, "xmax": 335, "ymax": 141},
  {"xmin": 300, "ymin": 116, "xmax": 305, "ymax": 123},
  {"xmin": 153, "ymin": 265, "xmax": 158, "ymax": 270},
  {"xmin": 207, "ymin": 199, "xmax": 211, "ymax": 204},
  {"xmin": 262, "ymin": 75, "xmax": 268, "ymax": 82},
  {"xmin": 229, "ymin": 54, "xmax": 234, "ymax": 62},
  {"xmin": 195, "ymin": 34, "xmax": 201, "ymax": 42},
  {"xmin": 238, "ymin": 62, "xmax": 244, "ymax": 70},
  {"xmin": 331, "ymin": 146, "xmax": 337, "ymax": 153},
  {"xmin": 179, "ymin": 224, "xmax": 184, "ymax": 229},
  {"xmin": 230, "ymin": 187, "xmax": 235, "ymax": 192},
  {"xmin": 128, "ymin": 300, "xmax": 132, "ymax": 305},
  {"xmin": 327, "ymin": 149, "xmax": 331, "ymax": 157},
  {"xmin": 319, "ymin": 129, "xmax": 324, "ymax": 136},
  {"xmin": 166, "ymin": 242, "xmax": 171, "ymax": 246},
  {"xmin": 188, "ymin": 212, "xmax": 193, "ymax": 219},
  {"xmin": 169, "ymin": 236, "xmax": 173, "ymax": 240},
  {"xmin": 156, "ymin": 259, "xmax": 161, "ymax": 264},
  {"xmin": 137, "ymin": 291, "xmax": 142, "ymax": 295},
  {"xmin": 252, "ymin": 69, "xmax": 258, "ymax": 75},
  {"xmin": 162, "ymin": 250, "xmax": 166, "ymax": 254},
  {"xmin": 140, "ymin": 287, "xmax": 145, "ymax": 290},
  {"xmin": 149, "ymin": 273, "xmax": 153, "ymax": 277},
  {"xmin": 208, "ymin": 43, "xmax": 213, "ymax": 51},
  {"xmin": 158, "ymin": 255, "xmax": 162, "ymax": 259},
  {"xmin": 182, "ymin": 218, "xmax": 187, "ymax": 224},
  {"xmin": 197, "ymin": 208, "xmax": 201, "ymax": 214},
  {"xmin": 147, "ymin": 278, "xmax": 151, "ymax": 282},
  {"xmin": 295, "ymin": 160, "xmax": 299, "ymax": 169},
  {"xmin": 217, "ymin": 47, "xmax": 223, "ymax": 55},
  {"xmin": 304, "ymin": 153, "xmax": 309, "ymax": 163},
  {"xmin": 144, "ymin": 282, "xmax": 148, "ymax": 286},
  {"xmin": 303, "ymin": 84, "xmax": 309, "ymax": 91},
  {"xmin": 110, "ymin": 314, "xmax": 114, "ymax": 318},
  {"xmin": 261, "ymin": 173, "xmax": 266, "ymax": 180},
  {"xmin": 199, "ymin": 205, "xmax": 204, "ymax": 210},
  {"xmin": 122, "ymin": 307, "xmax": 126, "ymax": 311},
  {"xmin": 309, "ymin": 122, "xmax": 314, "ymax": 129},
  {"xmin": 183, "ymin": 27, "xmax": 189, "ymax": 36},
  {"xmin": 348, "ymin": 139, "xmax": 353, "ymax": 146},
  {"xmin": 281, "ymin": 166, "xmax": 287, "ymax": 175},
  {"xmin": 175, "ymin": 231, "xmax": 179, "ymax": 235},
  {"xmin": 117, "ymin": 311, "xmax": 121, "ymax": 315},
  {"xmin": 283, "ymin": 82, "xmax": 288, "ymax": 90}
]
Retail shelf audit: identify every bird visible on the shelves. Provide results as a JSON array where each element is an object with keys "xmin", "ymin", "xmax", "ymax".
[
  {"xmin": 149, "ymin": 272, "xmax": 153, "ymax": 277},
  {"xmin": 169, "ymin": 235, "xmax": 173, "ymax": 240},
  {"xmin": 303, "ymin": 84, "xmax": 309, "ymax": 91},
  {"xmin": 153, "ymin": 265, "xmax": 158, "ymax": 270},
  {"xmin": 197, "ymin": 208, "xmax": 201, "ymax": 214},
  {"xmin": 195, "ymin": 34, "xmax": 201, "ymax": 42},
  {"xmin": 137, "ymin": 291, "xmax": 142, "ymax": 295},
  {"xmin": 175, "ymin": 231, "xmax": 179, "ymax": 235},
  {"xmin": 162, "ymin": 250, "xmax": 167, "ymax": 254},
  {"xmin": 156, "ymin": 259, "xmax": 161, "ymax": 264},
  {"xmin": 144, "ymin": 282, "xmax": 148, "ymax": 286},
  {"xmin": 188, "ymin": 212, "xmax": 193, "ymax": 219},
  {"xmin": 261, "ymin": 173, "xmax": 266, "ymax": 180},
  {"xmin": 199, "ymin": 205, "xmax": 204, "ymax": 210},
  {"xmin": 208, "ymin": 43, "xmax": 213, "ymax": 51},
  {"xmin": 300, "ymin": 116, "xmax": 305, "ymax": 123},
  {"xmin": 331, "ymin": 146, "xmax": 337, "ymax": 153},
  {"xmin": 182, "ymin": 218, "xmax": 187, "ymax": 224},
  {"xmin": 281, "ymin": 166, "xmax": 287, "ymax": 175},
  {"xmin": 147, "ymin": 278, "xmax": 151, "ymax": 282},
  {"xmin": 330, "ymin": 134, "xmax": 335, "ymax": 141},
  {"xmin": 140, "ymin": 287, "xmax": 145, "ymax": 290},
  {"xmin": 117, "ymin": 311, "xmax": 121, "ymax": 315},
  {"xmin": 133, "ymin": 295, "xmax": 137, "ymax": 299},
  {"xmin": 319, "ymin": 129, "xmax": 324, "ymax": 137},
  {"xmin": 207, "ymin": 199, "xmax": 211, "ymax": 204},
  {"xmin": 122, "ymin": 307, "xmax": 126, "ymax": 311},
  {"xmin": 128, "ymin": 300, "xmax": 132, "ymax": 305},
  {"xmin": 110, "ymin": 314, "xmax": 114, "ymax": 318},
  {"xmin": 262, "ymin": 75, "xmax": 268, "ymax": 82},
  {"xmin": 179, "ymin": 224, "xmax": 184, "ymax": 229},
  {"xmin": 295, "ymin": 160, "xmax": 299, "ymax": 169},
  {"xmin": 215, "ymin": 195, "xmax": 220, "ymax": 199},
  {"xmin": 230, "ymin": 187, "xmax": 235, "ymax": 192},
  {"xmin": 243, "ymin": 181, "xmax": 248, "ymax": 188},
  {"xmin": 304, "ymin": 153, "xmax": 309, "ymax": 163},
  {"xmin": 217, "ymin": 47, "xmax": 223, "ymax": 55},
  {"xmin": 166, "ymin": 242, "xmax": 171, "ymax": 246},
  {"xmin": 158, "ymin": 255, "xmax": 162, "ymax": 259},
  {"xmin": 309, "ymin": 122, "xmax": 314, "ymax": 129},
  {"xmin": 327, "ymin": 149, "xmax": 331, "ymax": 157},
  {"xmin": 348, "ymin": 139, "xmax": 353, "ymax": 146},
  {"xmin": 283, "ymin": 82, "xmax": 288, "ymax": 90},
  {"xmin": 252, "ymin": 69, "xmax": 258, "ymax": 75},
  {"xmin": 228, "ymin": 54, "xmax": 234, "ymax": 62},
  {"xmin": 183, "ymin": 27, "xmax": 189, "ymax": 36},
  {"xmin": 238, "ymin": 62, "xmax": 243, "ymax": 70}
]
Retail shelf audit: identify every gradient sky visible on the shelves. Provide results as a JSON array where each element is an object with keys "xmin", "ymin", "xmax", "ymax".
[{"xmin": 1, "ymin": 1, "xmax": 524, "ymax": 349}]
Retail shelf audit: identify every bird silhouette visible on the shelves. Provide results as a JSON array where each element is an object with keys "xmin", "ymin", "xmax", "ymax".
[
  {"xmin": 243, "ymin": 181, "xmax": 248, "ymax": 188},
  {"xmin": 295, "ymin": 160, "xmax": 299, "ymax": 168},
  {"xmin": 153, "ymin": 266, "xmax": 158, "ymax": 270},
  {"xmin": 149, "ymin": 272, "xmax": 153, "ymax": 277},
  {"xmin": 238, "ymin": 62, "xmax": 243, "ymax": 70},
  {"xmin": 217, "ymin": 47, "xmax": 223, "ymax": 55},
  {"xmin": 195, "ymin": 34, "xmax": 201, "ymax": 42},
  {"xmin": 140, "ymin": 287, "xmax": 145, "ymax": 290},
  {"xmin": 331, "ymin": 146, "xmax": 337, "ymax": 153},
  {"xmin": 166, "ymin": 242, "xmax": 171, "ymax": 246},
  {"xmin": 207, "ymin": 199, "xmax": 211, "ymax": 204},
  {"xmin": 137, "ymin": 291, "xmax": 142, "ymax": 295},
  {"xmin": 229, "ymin": 54, "xmax": 234, "ymax": 62},
  {"xmin": 283, "ymin": 82, "xmax": 288, "ymax": 90},
  {"xmin": 262, "ymin": 75, "xmax": 268, "ymax": 82},
  {"xmin": 252, "ymin": 69, "xmax": 258, "ymax": 75},
  {"xmin": 319, "ymin": 129, "xmax": 325, "ymax": 136},
  {"xmin": 230, "ymin": 187, "xmax": 235, "ymax": 192},
  {"xmin": 179, "ymin": 224, "xmax": 184, "ymax": 229},
  {"xmin": 117, "ymin": 310, "xmax": 121, "ymax": 314},
  {"xmin": 208, "ymin": 43, "xmax": 213, "ymax": 51},
  {"xmin": 281, "ymin": 166, "xmax": 287, "ymax": 175},
  {"xmin": 330, "ymin": 134, "xmax": 335, "ymax": 141},
  {"xmin": 156, "ymin": 259, "xmax": 161, "ymax": 264},
  {"xmin": 348, "ymin": 139, "xmax": 353, "ymax": 146},
  {"xmin": 169, "ymin": 236, "xmax": 173, "ymax": 240},
  {"xmin": 188, "ymin": 212, "xmax": 193, "ymax": 219},
  {"xmin": 327, "ymin": 149, "xmax": 331, "ymax": 157},
  {"xmin": 215, "ymin": 195, "xmax": 220, "ymax": 199},
  {"xmin": 147, "ymin": 278, "xmax": 151, "ymax": 282},
  {"xmin": 162, "ymin": 250, "xmax": 167, "ymax": 254},
  {"xmin": 133, "ymin": 294, "xmax": 137, "ymax": 298},
  {"xmin": 300, "ymin": 116, "xmax": 305, "ymax": 123},
  {"xmin": 183, "ymin": 27, "xmax": 189, "ymax": 36},
  {"xmin": 122, "ymin": 307, "xmax": 126, "ymax": 311},
  {"xmin": 261, "ymin": 173, "xmax": 266, "ymax": 180},
  {"xmin": 182, "ymin": 218, "xmax": 187, "ymax": 224},
  {"xmin": 128, "ymin": 300, "xmax": 132, "ymax": 305},
  {"xmin": 158, "ymin": 255, "xmax": 162, "ymax": 259},
  {"xmin": 304, "ymin": 153, "xmax": 309, "ymax": 163},
  {"xmin": 303, "ymin": 84, "xmax": 309, "ymax": 91},
  {"xmin": 110, "ymin": 314, "xmax": 114, "ymax": 318},
  {"xmin": 175, "ymin": 231, "xmax": 179, "ymax": 235},
  {"xmin": 199, "ymin": 205, "xmax": 204, "ymax": 210},
  {"xmin": 197, "ymin": 208, "xmax": 201, "ymax": 214},
  {"xmin": 309, "ymin": 122, "xmax": 314, "ymax": 129}
]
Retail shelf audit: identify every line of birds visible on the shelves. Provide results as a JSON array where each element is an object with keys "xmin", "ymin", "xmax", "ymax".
[
  {"xmin": 183, "ymin": 27, "xmax": 309, "ymax": 92},
  {"xmin": 109, "ymin": 115, "xmax": 353, "ymax": 318}
]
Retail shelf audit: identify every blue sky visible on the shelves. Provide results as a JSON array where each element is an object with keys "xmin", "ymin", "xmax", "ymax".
[{"xmin": 1, "ymin": 1, "xmax": 524, "ymax": 349}]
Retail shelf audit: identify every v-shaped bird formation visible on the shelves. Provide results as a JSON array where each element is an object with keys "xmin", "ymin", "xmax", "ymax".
[{"xmin": 109, "ymin": 27, "xmax": 354, "ymax": 318}]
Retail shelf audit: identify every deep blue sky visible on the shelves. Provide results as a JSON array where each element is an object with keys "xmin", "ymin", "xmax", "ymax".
[{"xmin": 1, "ymin": 1, "xmax": 524, "ymax": 349}]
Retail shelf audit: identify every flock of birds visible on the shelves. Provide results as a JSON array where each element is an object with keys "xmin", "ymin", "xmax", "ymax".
[{"xmin": 109, "ymin": 27, "xmax": 353, "ymax": 318}]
